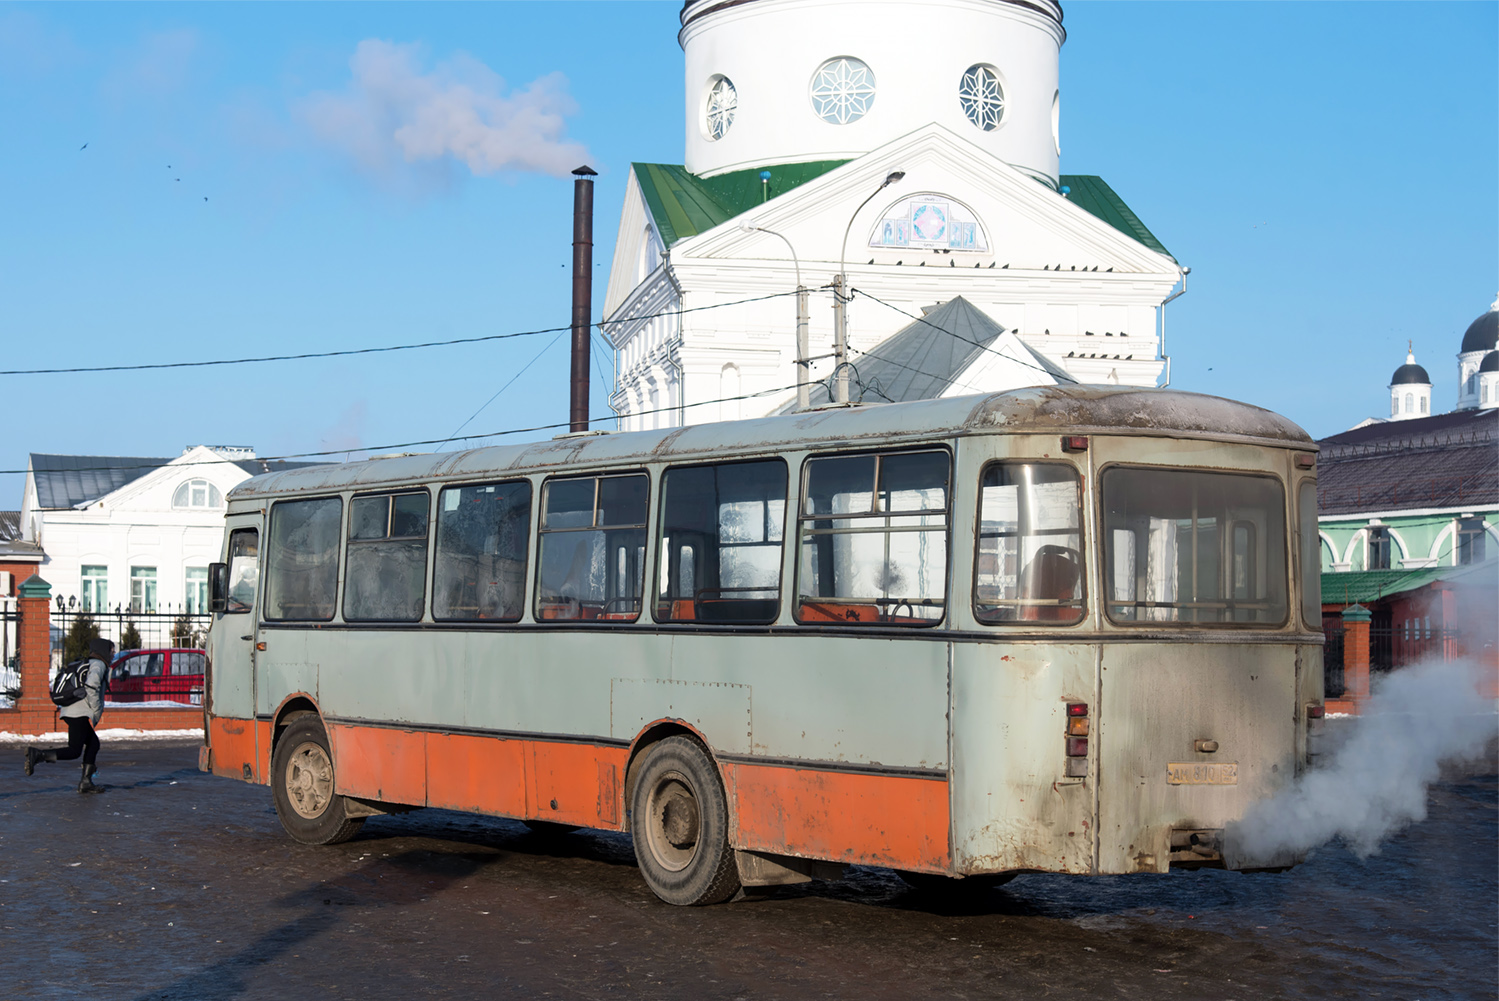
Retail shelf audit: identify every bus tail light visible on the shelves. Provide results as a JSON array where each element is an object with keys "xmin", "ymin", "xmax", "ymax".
[
  {"xmin": 1306, "ymin": 704, "xmax": 1325, "ymax": 719},
  {"xmin": 1061, "ymin": 435, "xmax": 1089, "ymax": 453},
  {"xmin": 1067, "ymin": 716, "xmax": 1089, "ymax": 736},
  {"xmin": 1066, "ymin": 737, "xmax": 1088, "ymax": 757},
  {"xmin": 1295, "ymin": 454, "xmax": 1316, "ymax": 469},
  {"xmin": 1067, "ymin": 702, "xmax": 1088, "ymax": 716},
  {"xmin": 1064, "ymin": 703, "xmax": 1089, "ymax": 777}
]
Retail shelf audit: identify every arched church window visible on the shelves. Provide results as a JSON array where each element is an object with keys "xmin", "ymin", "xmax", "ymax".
[
  {"xmin": 810, "ymin": 57, "xmax": 876, "ymax": 125},
  {"xmin": 704, "ymin": 75, "xmax": 737, "ymax": 141},
  {"xmin": 1420, "ymin": 395, "xmax": 1428, "ymax": 414},
  {"xmin": 173, "ymin": 478, "xmax": 223, "ymax": 509},
  {"xmin": 958, "ymin": 64, "xmax": 1005, "ymax": 131},
  {"xmin": 1404, "ymin": 393, "xmax": 1413, "ymax": 413}
]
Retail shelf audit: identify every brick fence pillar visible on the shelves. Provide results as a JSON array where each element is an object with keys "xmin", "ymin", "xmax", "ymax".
[
  {"xmin": 1339, "ymin": 602, "xmax": 1372, "ymax": 714},
  {"xmin": 15, "ymin": 575, "xmax": 58, "ymax": 736}
]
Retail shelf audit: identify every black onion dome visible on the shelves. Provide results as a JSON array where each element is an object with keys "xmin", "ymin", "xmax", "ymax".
[
  {"xmin": 1390, "ymin": 361, "xmax": 1430, "ymax": 385},
  {"xmin": 1480, "ymin": 350, "xmax": 1499, "ymax": 373},
  {"xmin": 1462, "ymin": 307, "xmax": 1498, "ymax": 354}
]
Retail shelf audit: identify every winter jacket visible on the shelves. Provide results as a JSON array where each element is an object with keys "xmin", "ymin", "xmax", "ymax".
[{"xmin": 59, "ymin": 656, "xmax": 106, "ymax": 725}]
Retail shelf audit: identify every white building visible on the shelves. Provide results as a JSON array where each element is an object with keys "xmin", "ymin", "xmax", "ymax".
[
  {"xmin": 19, "ymin": 447, "xmax": 315, "ymax": 619},
  {"xmin": 1456, "ymin": 296, "xmax": 1499, "ymax": 411},
  {"xmin": 603, "ymin": 0, "xmax": 1185, "ymax": 431}
]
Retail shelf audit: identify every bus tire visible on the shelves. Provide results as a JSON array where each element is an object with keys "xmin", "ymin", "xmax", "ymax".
[
  {"xmin": 630, "ymin": 736, "xmax": 741, "ymax": 906},
  {"xmin": 271, "ymin": 715, "xmax": 364, "ymax": 846},
  {"xmin": 898, "ymin": 870, "xmax": 1016, "ymax": 894}
]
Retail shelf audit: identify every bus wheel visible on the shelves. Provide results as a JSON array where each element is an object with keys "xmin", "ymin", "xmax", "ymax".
[
  {"xmin": 630, "ymin": 736, "xmax": 741, "ymax": 906},
  {"xmin": 898, "ymin": 871, "xmax": 1016, "ymax": 894},
  {"xmin": 271, "ymin": 716, "xmax": 364, "ymax": 846}
]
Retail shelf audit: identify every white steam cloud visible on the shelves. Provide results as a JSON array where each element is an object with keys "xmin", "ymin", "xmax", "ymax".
[
  {"xmin": 300, "ymin": 40, "xmax": 589, "ymax": 180},
  {"xmin": 1227, "ymin": 658, "xmax": 1497, "ymax": 867}
]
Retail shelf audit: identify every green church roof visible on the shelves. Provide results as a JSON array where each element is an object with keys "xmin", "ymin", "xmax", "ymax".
[{"xmin": 631, "ymin": 161, "xmax": 1172, "ymax": 258}]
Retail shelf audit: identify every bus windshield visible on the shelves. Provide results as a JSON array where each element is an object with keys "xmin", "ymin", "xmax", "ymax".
[{"xmin": 1103, "ymin": 468, "xmax": 1287, "ymax": 625}]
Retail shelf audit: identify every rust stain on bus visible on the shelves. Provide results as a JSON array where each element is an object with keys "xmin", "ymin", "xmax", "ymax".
[{"xmin": 723, "ymin": 762, "xmax": 950, "ymax": 872}]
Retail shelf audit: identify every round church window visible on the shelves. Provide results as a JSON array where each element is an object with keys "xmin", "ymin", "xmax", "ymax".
[
  {"xmin": 704, "ymin": 75, "xmax": 737, "ymax": 141},
  {"xmin": 810, "ymin": 57, "xmax": 876, "ymax": 125},
  {"xmin": 958, "ymin": 64, "xmax": 1005, "ymax": 132}
]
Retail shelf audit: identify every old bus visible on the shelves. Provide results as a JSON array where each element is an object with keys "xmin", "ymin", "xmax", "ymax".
[{"xmin": 200, "ymin": 386, "xmax": 1324, "ymax": 904}]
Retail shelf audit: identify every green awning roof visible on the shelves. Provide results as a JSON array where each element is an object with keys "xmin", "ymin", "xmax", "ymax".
[
  {"xmin": 1320, "ymin": 567, "xmax": 1453, "ymax": 606},
  {"xmin": 633, "ymin": 162, "xmax": 1172, "ymax": 259},
  {"xmin": 1058, "ymin": 175, "xmax": 1173, "ymax": 260},
  {"xmin": 633, "ymin": 161, "xmax": 849, "ymax": 246}
]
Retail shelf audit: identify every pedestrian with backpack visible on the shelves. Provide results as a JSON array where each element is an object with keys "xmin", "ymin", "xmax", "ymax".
[{"xmin": 23, "ymin": 637, "xmax": 113, "ymax": 793}]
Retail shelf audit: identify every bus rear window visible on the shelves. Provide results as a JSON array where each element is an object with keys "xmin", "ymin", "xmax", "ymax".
[
  {"xmin": 975, "ymin": 463, "xmax": 1084, "ymax": 624},
  {"xmin": 796, "ymin": 449, "xmax": 949, "ymax": 627},
  {"xmin": 1103, "ymin": 468, "xmax": 1287, "ymax": 626},
  {"xmin": 265, "ymin": 497, "xmax": 342, "ymax": 621}
]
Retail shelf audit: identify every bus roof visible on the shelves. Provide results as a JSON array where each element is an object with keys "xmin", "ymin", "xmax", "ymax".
[{"xmin": 229, "ymin": 386, "xmax": 1312, "ymax": 501}]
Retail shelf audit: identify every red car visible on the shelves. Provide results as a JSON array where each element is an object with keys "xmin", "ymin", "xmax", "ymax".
[{"xmin": 107, "ymin": 648, "xmax": 206, "ymax": 706}]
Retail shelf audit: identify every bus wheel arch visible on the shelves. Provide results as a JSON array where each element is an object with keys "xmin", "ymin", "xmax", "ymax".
[{"xmin": 623, "ymin": 720, "xmax": 721, "ymax": 833}]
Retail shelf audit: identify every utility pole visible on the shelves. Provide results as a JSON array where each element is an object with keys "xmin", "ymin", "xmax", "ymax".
[
  {"xmin": 836, "ymin": 170, "xmax": 905, "ymax": 404},
  {"xmin": 569, "ymin": 165, "xmax": 597, "ymax": 433}
]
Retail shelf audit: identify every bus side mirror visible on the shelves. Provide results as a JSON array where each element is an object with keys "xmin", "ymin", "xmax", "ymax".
[{"xmin": 209, "ymin": 563, "xmax": 229, "ymax": 613}]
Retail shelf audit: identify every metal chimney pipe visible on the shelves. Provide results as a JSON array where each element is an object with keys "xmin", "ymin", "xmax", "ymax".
[{"xmin": 570, "ymin": 165, "xmax": 598, "ymax": 432}]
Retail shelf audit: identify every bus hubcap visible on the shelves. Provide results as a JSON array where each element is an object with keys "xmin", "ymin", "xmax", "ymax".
[
  {"xmin": 286, "ymin": 742, "xmax": 334, "ymax": 820},
  {"xmin": 647, "ymin": 776, "xmax": 700, "ymax": 870}
]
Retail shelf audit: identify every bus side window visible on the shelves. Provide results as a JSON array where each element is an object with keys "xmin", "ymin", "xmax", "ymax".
[
  {"xmin": 265, "ymin": 497, "xmax": 343, "ymax": 622},
  {"xmin": 433, "ymin": 480, "xmax": 532, "ymax": 622},
  {"xmin": 974, "ymin": 463, "xmax": 1085, "ymax": 625},
  {"xmin": 796, "ymin": 449, "xmax": 949, "ymax": 627},
  {"xmin": 655, "ymin": 459, "xmax": 787, "ymax": 624},
  {"xmin": 225, "ymin": 528, "xmax": 259, "ymax": 613},
  {"xmin": 536, "ymin": 473, "xmax": 649, "ymax": 623},
  {"xmin": 344, "ymin": 491, "xmax": 430, "ymax": 622}
]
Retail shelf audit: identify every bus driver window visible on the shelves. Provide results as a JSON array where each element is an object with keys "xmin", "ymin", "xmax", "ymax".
[{"xmin": 225, "ymin": 529, "xmax": 259, "ymax": 613}]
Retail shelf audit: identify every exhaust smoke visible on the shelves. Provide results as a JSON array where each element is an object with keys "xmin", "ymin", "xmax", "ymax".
[{"xmin": 1227, "ymin": 657, "xmax": 1497, "ymax": 868}]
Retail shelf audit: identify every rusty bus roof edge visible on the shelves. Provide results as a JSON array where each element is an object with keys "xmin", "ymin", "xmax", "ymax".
[{"xmin": 227, "ymin": 386, "xmax": 1313, "ymax": 501}]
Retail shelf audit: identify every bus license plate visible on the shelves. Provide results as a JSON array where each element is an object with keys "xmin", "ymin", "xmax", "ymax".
[{"xmin": 1166, "ymin": 762, "xmax": 1238, "ymax": 785}]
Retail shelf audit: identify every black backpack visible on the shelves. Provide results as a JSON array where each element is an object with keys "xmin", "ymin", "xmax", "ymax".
[{"xmin": 50, "ymin": 659, "xmax": 93, "ymax": 707}]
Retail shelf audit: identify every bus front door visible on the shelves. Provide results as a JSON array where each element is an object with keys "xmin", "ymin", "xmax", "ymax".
[{"xmin": 207, "ymin": 520, "xmax": 261, "ymax": 724}]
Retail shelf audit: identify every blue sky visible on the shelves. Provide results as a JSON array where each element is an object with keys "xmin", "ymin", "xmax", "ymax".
[{"xmin": 1, "ymin": 1, "xmax": 1494, "ymax": 494}]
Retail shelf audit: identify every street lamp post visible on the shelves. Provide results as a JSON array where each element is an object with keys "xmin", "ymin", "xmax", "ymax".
[
  {"xmin": 740, "ymin": 223, "xmax": 809, "ymax": 410},
  {"xmin": 835, "ymin": 170, "xmax": 905, "ymax": 404}
]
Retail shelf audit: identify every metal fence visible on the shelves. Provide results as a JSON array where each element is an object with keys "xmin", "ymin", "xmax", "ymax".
[
  {"xmin": 50, "ymin": 606, "xmax": 211, "ymax": 665},
  {"xmin": 1, "ymin": 605, "xmax": 17, "ymax": 709}
]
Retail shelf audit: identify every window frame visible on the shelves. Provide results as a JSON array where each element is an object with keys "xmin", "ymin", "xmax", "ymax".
[
  {"xmin": 971, "ymin": 459, "xmax": 1087, "ymax": 627},
  {"xmin": 534, "ymin": 470, "xmax": 651, "ymax": 625},
  {"xmin": 264, "ymin": 495, "xmax": 344, "ymax": 623},
  {"xmin": 792, "ymin": 446, "xmax": 953, "ymax": 629},
  {"xmin": 341, "ymin": 489, "xmax": 432, "ymax": 623},
  {"xmin": 652, "ymin": 457, "xmax": 789, "ymax": 626},
  {"xmin": 431, "ymin": 478, "xmax": 534, "ymax": 624},
  {"xmin": 1099, "ymin": 463, "xmax": 1291, "ymax": 629}
]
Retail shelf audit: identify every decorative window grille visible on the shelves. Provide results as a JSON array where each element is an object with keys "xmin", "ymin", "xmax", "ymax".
[
  {"xmin": 810, "ymin": 57, "xmax": 876, "ymax": 125},
  {"xmin": 959, "ymin": 64, "xmax": 1005, "ymax": 131},
  {"xmin": 705, "ymin": 76, "xmax": 737, "ymax": 141}
]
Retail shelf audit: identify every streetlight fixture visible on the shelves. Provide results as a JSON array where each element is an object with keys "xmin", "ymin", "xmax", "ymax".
[
  {"xmin": 739, "ymin": 222, "xmax": 810, "ymax": 410},
  {"xmin": 834, "ymin": 170, "xmax": 905, "ymax": 404}
]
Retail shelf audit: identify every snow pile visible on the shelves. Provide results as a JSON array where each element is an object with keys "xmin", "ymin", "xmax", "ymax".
[
  {"xmin": 1226, "ymin": 657, "xmax": 1497, "ymax": 867},
  {"xmin": 0, "ymin": 727, "xmax": 204, "ymax": 743}
]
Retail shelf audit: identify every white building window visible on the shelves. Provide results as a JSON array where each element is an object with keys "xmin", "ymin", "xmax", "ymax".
[
  {"xmin": 958, "ymin": 64, "xmax": 1005, "ymax": 131},
  {"xmin": 1404, "ymin": 393, "xmax": 1413, "ymax": 413},
  {"xmin": 810, "ymin": 57, "xmax": 876, "ymax": 125},
  {"xmin": 1420, "ymin": 395, "xmax": 1428, "ymax": 413},
  {"xmin": 184, "ymin": 567, "xmax": 209, "ymax": 615},
  {"xmin": 173, "ymin": 478, "xmax": 223, "ymax": 509},
  {"xmin": 704, "ymin": 75, "xmax": 737, "ymax": 141},
  {"xmin": 81, "ymin": 566, "xmax": 108, "ymax": 613},
  {"xmin": 130, "ymin": 566, "xmax": 157, "ymax": 614}
]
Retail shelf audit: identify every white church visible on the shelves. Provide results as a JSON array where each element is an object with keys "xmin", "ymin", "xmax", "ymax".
[{"xmin": 603, "ymin": 0, "xmax": 1185, "ymax": 431}]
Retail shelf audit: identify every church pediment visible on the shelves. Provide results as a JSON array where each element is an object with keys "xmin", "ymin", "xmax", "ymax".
[{"xmin": 672, "ymin": 124, "xmax": 1177, "ymax": 276}]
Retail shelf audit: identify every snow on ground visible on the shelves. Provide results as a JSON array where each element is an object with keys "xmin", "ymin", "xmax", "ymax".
[{"xmin": 0, "ymin": 728, "xmax": 203, "ymax": 742}]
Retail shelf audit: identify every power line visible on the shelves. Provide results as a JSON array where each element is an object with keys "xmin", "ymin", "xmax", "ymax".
[
  {"xmin": 438, "ymin": 331, "xmax": 567, "ymax": 449},
  {"xmin": 0, "ymin": 288, "xmax": 809, "ymax": 377},
  {"xmin": 0, "ymin": 380, "xmax": 808, "ymax": 477}
]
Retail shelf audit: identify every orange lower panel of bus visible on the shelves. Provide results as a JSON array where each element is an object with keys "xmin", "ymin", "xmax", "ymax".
[{"xmin": 210, "ymin": 717, "xmax": 950, "ymax": 872}]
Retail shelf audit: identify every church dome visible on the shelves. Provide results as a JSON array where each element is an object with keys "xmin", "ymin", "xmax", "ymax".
[
  {"xmin": 1461, "ymin": 299, "xmax": 1498, "ymax": 354},
  {"xmin": 678, "ymin": 0, "xmax": 1066, "ymax": 183},
  {"xmin": 1390, "ymin": 358, "xmax": 1430, "ymax": 385},
  {"xmin": 1480, "ymin": 350, "xmax": 1499, "ymax": 373}
]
